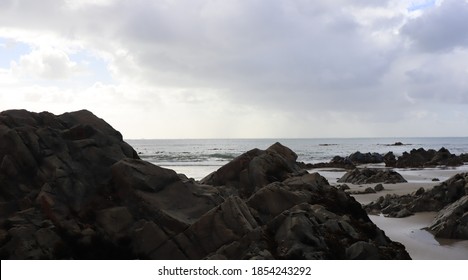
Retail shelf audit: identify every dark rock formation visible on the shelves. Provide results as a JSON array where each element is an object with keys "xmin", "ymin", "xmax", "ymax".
[
  {"xmin": 365, "ymin": 173, "xmax": 468, "ymax": 219},
  {"xmin": 0, "ymin": 110, "xmax": 410, "ymax": 259},
  {"xmin": 308, "ymin": 147, "xmax": 466, "ymax": 171},
  {"xmin": 300, "ymin": 157, "xmax": 356, "ymax": 170},
  {"xmin": 200, "ymin": 142, "xmax": 306, "ymax": 198},
  {"xmin": 428, "ymin": 195, "xmax": 468, "ymax": 239},
  {"xmin": 390, "ymin": 142, "xmax": 404, "ymax": 146},
  {"xmin": 301, "ymin": 152, "xmax": 383, "ymax": 170},
  {"xmin": 347, "ymin": 151, "xmax": 384, "ymax": 164},
  {"xmin": 383, "ymin": 152, "xmax": 397, "ymax": 167},
  {"xmin": 460, "ymin": 153, "xmax": 468, "ymax": 162},
  {"xmin": 337, "ymin": 168, "xmax": 407, "ymax": 184},
  {"xmin": 390, "ymin": 147, "xmax": 463, "ymax": 168},
  {"xmin": 374, "ymin": 184, "xmax": 385, "ymax": 192},
  {"xmin": 0, "ymin": 110, "xmax": 221, "ymax": 259}
]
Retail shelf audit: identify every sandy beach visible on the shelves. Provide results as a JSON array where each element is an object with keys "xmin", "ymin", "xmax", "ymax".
[{"xmin": 315, "ymin": 164, "xmax": 468, "ymax": 259}]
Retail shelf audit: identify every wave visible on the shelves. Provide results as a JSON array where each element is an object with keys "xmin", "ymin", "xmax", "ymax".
[{"xmin": 138, "ymin": 152, "xmax": 236, "ymax": 163}]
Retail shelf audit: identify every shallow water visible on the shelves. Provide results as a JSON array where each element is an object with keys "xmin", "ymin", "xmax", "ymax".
[{"xmin": 370, "ymin": 213, "xmax": 468, "ymax": 260}]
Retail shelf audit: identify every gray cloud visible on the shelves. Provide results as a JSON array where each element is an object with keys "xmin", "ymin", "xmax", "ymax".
[
  {"xmin": 402, "ymin": 0, "xmax": 468, "ymax": 52},
  {"xmin": 1, "ymin": 0, "xmax": 467, "ymax": 137}
]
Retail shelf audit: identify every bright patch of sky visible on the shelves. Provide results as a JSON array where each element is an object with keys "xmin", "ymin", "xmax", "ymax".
[
  {"xmin": 69, "ymin": 51, "xmax": 114, "ymax": 85},
  {"xmin": 0, "ymin": 37, "xmax": 31, "ymax": 68},
  {"xmin": 407, "ymin": 0, "xmax": 437, "ymax": 12}
]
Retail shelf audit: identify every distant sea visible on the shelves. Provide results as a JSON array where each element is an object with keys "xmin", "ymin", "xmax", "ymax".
[{"xmin": 126, "ymin": 138, "xmax": 468, "ymax": 180}]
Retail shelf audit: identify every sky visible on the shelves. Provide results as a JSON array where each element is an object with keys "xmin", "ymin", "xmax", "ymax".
[{"xmin": 1, "ymin": 0, "xmax": 468, "ymax": 139}]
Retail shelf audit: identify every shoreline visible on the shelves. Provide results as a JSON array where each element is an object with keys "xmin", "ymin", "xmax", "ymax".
[{"xmin": 315, "ymin": 165, "xmax": 468, "ymax": 260}]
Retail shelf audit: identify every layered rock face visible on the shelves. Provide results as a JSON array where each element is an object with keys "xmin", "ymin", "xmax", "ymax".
[
  {"xmin": 338, "ymin": 169, "xmax": 407, "ymax": 184},
  {"xmin": 0, "ymin": 110, "xmax": 410, "ymax": 259},
  {"xmin": 365, "ymin": 173, "xmax": 468, "ymax": 217}
]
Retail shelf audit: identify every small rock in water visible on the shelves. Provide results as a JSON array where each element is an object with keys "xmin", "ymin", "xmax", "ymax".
[{"xmin": 432, "ymin": 178, "xmax": 440, "ymax": 182}]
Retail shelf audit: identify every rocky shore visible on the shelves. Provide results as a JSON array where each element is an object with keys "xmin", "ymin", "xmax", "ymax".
[
  {"xmin": 301, "ymin": 147, "xmax": 468, "ymax": 170},
  {"xmin": 0, "ymin": 109, "xmax": 411, "ymax": 259},
  {"xmin": 364, "ymin": 173, "xmax": 468, "ymax": 239}
]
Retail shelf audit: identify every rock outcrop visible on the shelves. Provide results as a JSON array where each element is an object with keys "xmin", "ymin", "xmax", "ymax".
[
  {"xmin": 428, "ymin": 195, "xmax": 468, "ymax": 239},
  {"xmin": 365, "ymin": 173, "xmax": 468, "ymax": 220},
  {"xmin": 0, "ymin": 110, "xmax": 221, "ymax": 259},
  {"xmin": 200, "ymin": 142, "xmax": 306, "ymax": 198},
  {"xmin": 387, "ymin": 147, "xmax": 464, "ymax": 168},
  {"xmin": 347, "ymin": 152, "xmax": 384, "ymax": 164},
  {"xmin": 0, "ymin": 109, "xmax": 411, "ymax": 259},
  {"xmin": 337, "ymin": 168, "xmax": 407, "ymax": 184},
  {"xmin": 308, "ymin": 147, "xmax": 467, "ymax": 170},
  {"xmin": 299, "ymin": 156, "xmax": 356, "ymax": 170}
]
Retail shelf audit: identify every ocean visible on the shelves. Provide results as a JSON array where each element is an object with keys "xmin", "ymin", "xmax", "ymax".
[{"xmin": 126, "ymin": 137, "xmax": 468, "ymax": 180}]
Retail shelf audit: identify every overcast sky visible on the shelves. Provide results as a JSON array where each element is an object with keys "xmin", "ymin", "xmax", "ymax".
[{"xmin": 1, "ymin": 0, "xmax": 468, "ymax": 138}]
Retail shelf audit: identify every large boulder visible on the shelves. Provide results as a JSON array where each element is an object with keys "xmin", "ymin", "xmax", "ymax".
[{"xmin": 337, "ymin": 168, "xmax": 407, "ymax": 184}]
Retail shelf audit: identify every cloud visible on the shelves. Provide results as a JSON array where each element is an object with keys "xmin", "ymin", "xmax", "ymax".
[
  {"xmin": 0, "ymin": 0, "xmax": 467, "ymax": 138},
  {"xmin": 402, "ymin": 0, "xmax": 468, "ymax": 52},
  {"xmin": 10, "ymin": 48, "xmax": 83, "ymax": 80}
]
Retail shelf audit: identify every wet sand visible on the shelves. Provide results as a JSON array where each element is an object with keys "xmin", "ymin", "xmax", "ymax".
[
  {"xmin": 314, "ymin": 164, "xmax": 468, "ymax": 260},
  {"xmin": 370, "ymin": 212, "xmax": 468, "ymax": 259}
]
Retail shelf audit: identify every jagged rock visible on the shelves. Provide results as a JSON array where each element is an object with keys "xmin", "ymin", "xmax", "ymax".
[
  {"xmin": 0, "ymin": 109, "xmax": 411, "ymax": 259},
  {"xmin": 365, "ymin": 173, "xmax": 468, "ymax": 221},
  {"xmin": 383, "ymin": 152, "xmax": 397, "ymax": 167},
  {"xmin": 428, "ymin": 195, "xmax": 468, "ymax": 239},
  {"xmin": 393, "ymin": 147, "xmax": 463, "ymax": 168},
  {"xmin": 338, "ymin": 168, "xmax": 407, "ymax": 184},
  {"xmin": 346, "ymin": 241, "xmax": 380, "ymax": 260},
  {"xmin": 200, "ymin": 142, "xmax": 305, "ymax": 197},
  {"xmin": 300, "ymin": 156, "xmax": 355, "ymax": 170},
  {"xmin": 347, "ymin": 151, "xmax": 384, "ymax": 164},
  {"xmin": 111, "ymin": 159, "xmax": 180, "ymax": 192}
]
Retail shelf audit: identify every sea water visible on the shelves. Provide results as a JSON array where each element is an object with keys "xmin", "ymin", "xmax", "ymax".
[{"xmin": 126, "ymin": 137, "xmax": 468, "ymax": 180}]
